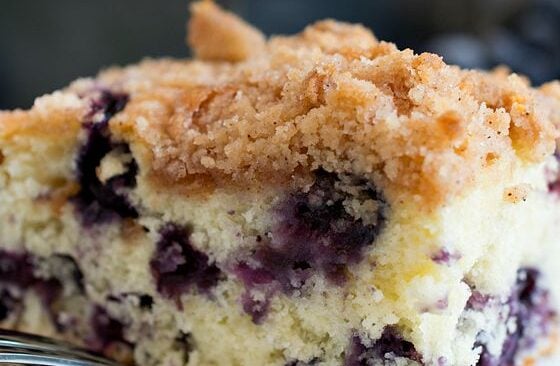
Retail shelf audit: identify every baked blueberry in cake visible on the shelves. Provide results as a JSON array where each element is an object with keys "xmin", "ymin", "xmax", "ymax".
[{"xmin": 1, "ymin": 1, "xmax": 560, "ymax": 365}]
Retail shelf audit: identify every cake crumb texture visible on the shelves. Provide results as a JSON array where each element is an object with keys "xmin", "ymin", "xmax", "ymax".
[{"xmin": 1, "ymin": 2, "xmax": 560, "ymax": 366}]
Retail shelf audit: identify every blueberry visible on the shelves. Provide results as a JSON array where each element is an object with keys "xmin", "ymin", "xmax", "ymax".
[
  {"xmin": 88, "ymin": 91, "xmax": 129, "ymax": 121},
  {"xmin": 0, "ymin": 289, "xmax": 19, "ymax": 322},
  {"xmin": 0, "ymin": 250, "xmax": 36, "ymax": 287},
  {"xmin": 0, "ymin": 250, "xmax": 67, "ymax": 325},
  {"xmin": 345, "ymin": 327, "xmax": 422, "ymax": 365},
  {"xmin": 150, "ymin": 224, "xmax": 222, "ymax": 303},
  {"xmin": 236, "ymin": 169, "xmax": 386, "ymax": 322},
  {"xmin": 72, "ymin": 90, "xmax": 138, "ymax": 226},
  {"xmin": 273, "ymin": 169, "xmax": 385, "ymax": 286},
  {"xmin": 89, "ymin": 306, "xmax": 129, "ymax": 352},
  {"xmin": 473, "ymin": 268, "xmax": 556, "ymax": 365},
  {"xmin": 33, "ymin": 279, "xmax": 63, "ymax": 308},
  {"xmin": 370, "ymin": 327, "xmax": 422, "ymax": 362}
]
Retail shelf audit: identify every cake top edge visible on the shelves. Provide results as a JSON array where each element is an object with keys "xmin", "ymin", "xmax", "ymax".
[{"xmin": 2, "ymin": 1, "xmax": 560, "ymax": 206}]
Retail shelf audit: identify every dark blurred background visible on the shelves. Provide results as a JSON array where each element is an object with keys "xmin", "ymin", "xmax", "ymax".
[{"xmin": 1, "ymin": 0, "xmax": 560, "ymax": 110}]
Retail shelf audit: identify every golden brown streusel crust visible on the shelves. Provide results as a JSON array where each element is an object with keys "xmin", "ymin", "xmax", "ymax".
[{"xmin": 3, "ymin": 1, "xmax": 560, "ymax": 207}]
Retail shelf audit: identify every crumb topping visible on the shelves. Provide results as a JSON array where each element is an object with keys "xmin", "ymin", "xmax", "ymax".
[
  {"xmin": 3, "ymin": 2, "xmax": 560, "ymax": 207},
  {"xmin": 187, "ymin": 1, "xmax": 266, "ymax": 62}
]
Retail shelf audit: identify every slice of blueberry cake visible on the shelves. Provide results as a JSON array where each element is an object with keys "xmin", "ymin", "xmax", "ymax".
[{"xmin": 1, "ymin": 2, "xmax": 560, "ymax": 365}]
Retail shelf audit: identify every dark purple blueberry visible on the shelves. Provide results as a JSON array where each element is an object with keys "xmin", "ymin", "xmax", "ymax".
[
  {"xmin": 72, "ymin": 90, "xmax": 138, "ymax": 226},
  {"xmin": 88, "ymin": 91, "xmax": 129, "ymax": 120},
  {"xmin": 150, "ymin": 224, "xmax": 222, "ymax": 303},
  {"xmin": 234, "ymin": 263, "xmax": 278, "ymax": 323},
  {"xmin": 33, "ymin": 278, "xmax": 63, "ymax": 307},
  {"xmin": 474, "ymin": 268, "xmax": 556, "ymax": 366},
  {"xmin": 0, "ymin": 250, "xmax": 67, "ymax": 327},
  {"xmin": 275, "ymin": 170, "xmax": 386, "ymax": 286},
  {"xmin": 346, "ymin": 335, "xmax": 375, "ymax": 365},
  {"xmin": 345, "ymin": 327, "xmax": 422, "ymax": 365},
  {"xmin": 234, "ymin": 262, "xmax": 276, "ymax": 287},
  {"xmin": 0, "ymin": 288, "xmax": 20, "ymax": 321},
  {"xmin": 89, "ymin": 306, "xmax": 129, "ymax": 352},
  {"xmin": 0, "ymin": 250, "xmax": 36, "ymax": 287},
  {"xmin": 371, "ymin": 327, "xmax": 422, "ymax": 363},
  {"xmin": 235, "ymin": 169, "xmax": 386, "ymax": 322}
]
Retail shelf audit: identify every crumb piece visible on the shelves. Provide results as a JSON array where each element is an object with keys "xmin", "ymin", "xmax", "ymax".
[{"xmin": 188, "ymin": 0, "xmax": 266, "ymax": 62}]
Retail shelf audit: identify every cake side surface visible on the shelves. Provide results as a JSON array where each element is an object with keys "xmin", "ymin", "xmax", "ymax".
[{"xmin": 1, "ymin": 2, "xmax": 560, "ymax": 366}]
